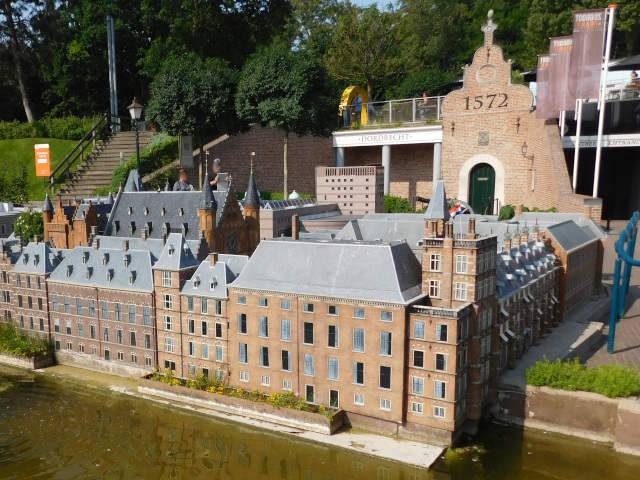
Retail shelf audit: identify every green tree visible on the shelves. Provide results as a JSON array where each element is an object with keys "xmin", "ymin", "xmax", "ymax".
[
  {"xmin": 390, "ymin": 68, "xmax": 459, "ymax": 98},
  {"xmin": 289, "ymin": 0, "xmax": 347, "ymax": 56},
  {"xmin": 236, "ymin": 44, "xmax": 336, "ymax": 197},
  {"xmin": 13, "ymin": 211, "xmax": 43, "ymax": 242},
  {"xmin": 324, "ymin": 5, "xmax": 407, "ymax": 99}
]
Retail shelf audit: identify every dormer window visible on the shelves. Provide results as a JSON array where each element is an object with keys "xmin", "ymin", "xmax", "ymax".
[
  {"xmin": 82, "ymin": 252, "xmax": 89, "ymax": 264},
  {"xmin": 129, "ymin": 222, "xmax": 135, "ymax": 235},
  {"xmin": 179, "ymin": 208, "xmax": 184, "ymax": 217},
  {"xmin": 114, "ymin": 221, "xmax": 119, "ymax": 233},
  {"xmin": 22, "ymin": 256, "xmax": 28, "ymax": 265},
  {"xmin": 210, "ymin": 276, "xmax": 217, "ymax": 289},
  {"xmin": 161, "ymin": 207, "xmax": 166, "ymax": 216},
  {"xmin": 127, "ymin": 206, "xmax": 133, "ymax": 215},
  {"xmin": 181, "ymin": 223, "xmax": 188, "ymax": 236},
  {"xmin": 182, "ymin": 242, "xmax": 189, "ymax": 255},
  {"xmin": 163, "ymin": 223, "xmax": 169, "ymax": 237},
  {"xmin": 102, "ymin": 253, "xmax": 109, "ymax": 265},
  {"xmin": 85, "ymin": 268, "xmax": 92, "ymax": 279},
  {"xmin": 193, "ymin": 275, "xmax": 200, "ymax": 288},
  {"xmin": 144, "ymin": 207, "xmax": 149, "ymax": 216},
  {"xmin": 106, "ymin": 269, "xmax": 113, "ymax": 282},
  {"xmin": 129, "ymin": 271, "xmax": 136, "ymax": 285},
  {"xmin": 168, "ymin": 243, "xmax": 175, "ymax": 255},
  {"xmin": 123, "ymin": 254, "xmax": 130, "ymax": 267},
  {"xmin": 33, "ymin": 254, "xmax": 39, "ymax": 266},
  {"xmin": 66, "ymin": 265, "xmax": 72, "ymax": 277}
]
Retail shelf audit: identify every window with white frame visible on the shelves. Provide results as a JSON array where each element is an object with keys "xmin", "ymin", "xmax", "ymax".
[
  {"xmin": 380, "ymin": 398, "xmax": 391, "ymax": 411},
  {"xmin": 164, "ymin": 316, "xmax": 173, "ymax": 331},
  {"xmin": 354, "ymin": 393, "xmax": 365, "ymax": 406},
  {"xmin": 303, "ymin": 303, "xmax": 314, "ymax": 313},
  {"xmin": 411, "ymin": 402, "xmax": 423, "ymax": 414},
  {"xmin": 328, "ymin": 305, "xmax": 339, "ymax": 316},
  {"xmin": 380, "ymin": 311, "xmax": 393, "ymax": 322},
  {"xmin": 202, "ymin": 344, "xmax": 209, "ymax": 359},
  {"xmin": 454, "ymin": 282, "xmax": 467, "ymax": 300},
  {"xmin": 283, "ymin": 379, "xmax": 292, "ymax": 391},
  {"xmin": 353, "ymin": 362, "xmax": 364, "ymax": 385},
  {"xmin": 456, "ymin": 255, "xmax": 468, "ymax": 273},
  {"xmin": 164, "ymin": 337, "xmax": 174, "ymax": 353},
  {"xmin": 353, "ymin": 308, "xmax": 365, "ymax": 319},
  {"xmin": 216, "ymin": 346, "xmax": 223, "ymax": 362},
  {"xmin": 237, "ymin": 295, "xmax": 247, "ymax": 305},
  {"xmin": 413, "ymin": 350, "xmax": 424, "ymax": 368},
  {"xmin": 239, "ymin": 342, "xmax": 248, "ymax": 363},
  {"xmin": 328, "ymin": 325, "xmax": 339, "ymax": 348},
  {"xmin": 414, "ymin": 320, "xmax": 425, "ymax": 339},
  {"xmin": 201, "ymin": 298, "xmax": 208, "ymax": 314},
  {"xmin": 430, "ymin": 253, "xmax": 441, "ymax": 271},
  {"xmin": 436, "ymin": 323, "xmax": 448, "ymax": 342},
  {"xmin": 240, "ymin": 371, "xmax": 249, "ymax": 382},
  {"xmin": 162, "ymin": 271, "xmax": 172, "ymax": 286},
  {"xmin": 163, "ymin": 294, "xmax": 172, "ymax": 309},
  {"xmin": 304, "ymin": 354, "xmax": 314, "ymax": 376},
  {"xmin": 328, "ymin": 357, "xmax": 339, "ymax": 380},
  {"xmin": 353, "ymin": 328, "xmax": 365, "ymax": 352},
  {"xmin": 258, "ymin": 297, "xmax": 268, "ymax": 307},
  {"xmin": 435, "ymin": 353, "xmax": 447, "ymax": 372},
  {"xmin": 260, "ymin": 375, "xmax": 270, "ymax": 387},
  {"xmin": 259, "ymin": 346, "xmax": 270, "ymax": 367},
  {"xmin": 434, "ymin": 381, "xmax": 446, "ymax": 399},
  {"xmin": 433, "ymin": 406, "xmax": 446, "ymax": 418},
  {"xmin": 280, "ymin": 300, "xmax": 291, "ymax": 310},
  {"xmin": 429, "ymin": 280, "xmax": 440, "ymax": 298},
  {"xmin": 412, "ymin": 376, "xmax": 424, "ymax": 395},
  {"xmin": 380, "ymin": 332, "xmax": 392, "ymax": 356},
  {"xmin": 259, "ymin": 316, "xmax": 269, "ymax": 338},
  {"xmin": 280, "ymin": 319, "xmax": 291, "ymax": 341}
]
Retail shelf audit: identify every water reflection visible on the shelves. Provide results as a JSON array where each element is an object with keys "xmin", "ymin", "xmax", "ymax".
[
  {"xmin": 0, "ymin": 368, "xmax": 427, "ymax": 480},
  {"xmin": 2, "ymin": 366, "xmax": 640, "ymax": 480}
]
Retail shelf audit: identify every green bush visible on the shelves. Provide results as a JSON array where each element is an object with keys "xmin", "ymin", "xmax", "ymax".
[
  {"xmin": 0, "ymin": 160, "xmax": 29, "ymax": 205},
  {"xmin": 0, "ymin": 115, "xmax": 102, "ymax": 141},
  {"xmin": 0, "ymin": 323, "xmax": 53, "ymax": 357},
  {"xmin": 384, "ymin": 195, "xmax": 413, "ymax": 213},
  {"xmin": 108, "ymin": 133, "xmax": 178, "ymax": 191},
  {"xmin": 499, "ymin": 204, "xmax": 558, "ymax": 220},
  {"xmin": 526, "ymin": 358, "xmax": 640, "ymax": 398},
  {"xmin": 13, "ymin": 211, "xmax": 44, "ymax": 242}
]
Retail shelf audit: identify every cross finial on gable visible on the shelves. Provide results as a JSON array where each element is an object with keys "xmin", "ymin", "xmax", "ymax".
[{"xmin": 481, "ymin": 9, "xmax": 497, "ymax": 47}]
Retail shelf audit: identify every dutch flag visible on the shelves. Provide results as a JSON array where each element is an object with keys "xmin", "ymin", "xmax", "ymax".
[{"xmin": 449, "ymin": 203, "xmax": 463, "ymax": 218}]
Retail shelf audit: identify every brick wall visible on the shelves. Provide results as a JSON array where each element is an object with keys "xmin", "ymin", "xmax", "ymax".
[{"xmin": 195, "ymin": 126, "xmax": 335, "ymax": 196}]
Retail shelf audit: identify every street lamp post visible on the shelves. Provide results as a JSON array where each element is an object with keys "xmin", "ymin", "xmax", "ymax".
[{"xmin": 127, "ymin": 98, "xmax": 144, "ymax": 175}]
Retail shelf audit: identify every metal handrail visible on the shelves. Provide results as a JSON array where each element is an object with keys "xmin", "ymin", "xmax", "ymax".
[
  {"xmin": 340, "ymin": 96, "xmax": 445, "ymax": 129},
  {"xmin": 48, "ymin": 113, "xmax": 133, "ymax": 195}
]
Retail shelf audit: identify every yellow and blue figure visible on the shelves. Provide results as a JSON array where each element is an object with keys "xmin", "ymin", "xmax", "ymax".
[{"xmin": 339, "ymin": 86, "xmax": 368, "ymax": 127}]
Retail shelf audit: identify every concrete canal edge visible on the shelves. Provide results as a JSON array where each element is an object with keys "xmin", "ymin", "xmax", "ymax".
[
  {"xmin": 0, "ymin": 352, "xmax": 54, "ymax": 370},
  {"xmin": 138, "ymin": 377, "xmax": 344, "ymax": 435},
  {"xmin": 495, "ymin": 384, "xmax": 640, "ymax": 456}
]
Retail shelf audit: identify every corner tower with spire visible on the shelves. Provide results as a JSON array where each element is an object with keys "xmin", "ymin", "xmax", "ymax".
[
  {"xmin": 198, "ymin": 178, "xmax": 218, "ymax": 251},
  {"xmin": 243, "ymin": 162, "xmax": 261, "ymax": 253}
]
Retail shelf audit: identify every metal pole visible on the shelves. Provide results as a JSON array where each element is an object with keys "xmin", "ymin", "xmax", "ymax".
[
  {"xmin": 135, "ymin": 120, "xmax": 140, "ymax": 175},
  {"xmin": 619, "ymin": 218, "xmax": 638, "ymax": 317},
  {"xmin": 607, "ymin": 256, "xmax": 622, "ymax": 353},
  {"xmin": 572, "ymin": 99, "xmax": 583, "ymax": 192},
  {"xmin": 593, "ymin": 5, "xmax": 616, "ymax": 198}
]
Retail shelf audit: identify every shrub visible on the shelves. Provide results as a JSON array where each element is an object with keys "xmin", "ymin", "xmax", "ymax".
[
  {"xmin": 526, "ymin": 358, "xmax": 640, "ymax": 398},
  {"xmin": 384, "ymin": 195, "xmax": 413, "ymax": 213},
  {"xmin": 499, "ymin": 204, "xmax": 557, "ymax": 220},
  {"xmin": 0, "ymin": 115, "xmax": 101, "ymax": 141},
  {"xmin": 108, "ymin": 133, "xmax": 178, "ymax": 191},
  {"xmin": 13, "ymin": 211, "xmax": 44, "ymax": 242},
  {"xmin": 0, "ymin": 323, "xmax": 53, "ymax": 357},
  {"xmin": 0, "ymin": 161, "xmax": 29, "ymax": 206}
]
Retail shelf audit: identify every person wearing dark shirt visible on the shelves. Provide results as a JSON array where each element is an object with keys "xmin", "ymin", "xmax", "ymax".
[
  {"xmin": 207, "ymin": 157, "xmax": 230, "ymax": 190},
  {"xmin": 173, "ymin": 168, "xmax": 193, "ymax": 191}
]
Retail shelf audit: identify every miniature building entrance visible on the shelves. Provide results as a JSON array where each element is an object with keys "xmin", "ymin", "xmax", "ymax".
[{"xmin": 469, "ymin": 163, "xmax": 495, "ymax": 215}]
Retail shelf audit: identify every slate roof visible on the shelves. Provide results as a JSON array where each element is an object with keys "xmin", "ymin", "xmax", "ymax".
[
  {"xmin": 199, "ymin": 178, "xmax": 217, "ymax": 210},
  {"xmin": 42, "ymin": 194, "xmax": 53, "ymax": 212},
  {"xmin": 230, "ymin": 238, "xmax": 425, "ymax": 304},
  {"xmin": 153, "ymin": 233, "xmax": 200, "ymax": 271},
  {"xmin": 495, "ymin": 241, "xmax": 560, "ymax": 300},
  {"xmin": 124, "ymin": 169, "xmax": 145, "ymax": 192},
  {"xmin": 424, "ymin": 180, "xmax": 450, "ymax": 221},
  {"xmin": 244, "ymin": 171, "xmax": 260, "ymax": 207},
  {"xmin": 48, "ymin": 245, "xmax": 154, "ymax": 292},
  {"xmin": 0, "ymin": 238, "xmax": 23, "ymax": 264},
  {"xmin": 104, "ymin": 190, "xmax": 227, "ymax": 241},
  {"xmin": 181, "ymin": 255, "xmax": 249, "ymax": 298},
  {"xmin": 13, "ymin": 241, "xmax": 64, "ymax": 275},
  {"xmin": 545, "ymin": 220, "xmax": 600, "ymax": 253}
]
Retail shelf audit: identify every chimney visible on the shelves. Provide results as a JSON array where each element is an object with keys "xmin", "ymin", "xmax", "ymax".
[
  {"xmin": 142, "ymin": 227, "xmax": 148, "ymax": 241},
  {"xmin": 93, "ymin": 238, "xmax": 100, "ymax": 250},
  {"xmin": 466, "ymin": 218, "xmax": 476, "ymax": 239},
  {"xmin": 209, "ymin": 253, "xmax": 218, "ymax": 266},
  {"xmin": 122, "ymin": 240, "xmax": 129, "ymax": 252},
  {"xmin": 503, "ymin": 235, "xmax": 512, "ymax": 251},
  {"xmin": 521, "ymin": 230, "xmax": 529, "ymax": 245},
  {"xmin": 532, "ymin": 226, "xmax": 540, "ymax": 240},
  {"xmin": 162, "ymin": 233, "xmax": 167, "ymax": 245},
  {"xmin": 17, "ymin": 237, "xmax": 23, "ymax": 253},
  {"xmin": 515, "ymin": 204, "xmax": 523, "ymax": 217},
  {"xmin": 292, "ymin": 213, "xmax": 300, "ymax": 240},
  {"xmin": 445, "ymin": 221, "xmax": 454, "ymax": 238},
  {"xmin": 90, "ymin": 226, "xmax": 97, "ymax": 236},
  {"xmin": 513, "ymin": 230, "xmax": 521, "ymax": 248}
]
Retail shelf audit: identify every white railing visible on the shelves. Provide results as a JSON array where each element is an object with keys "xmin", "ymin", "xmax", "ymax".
[{"xmin": 340, "ymin": 96, "xmax": 445, "ymax": 128}]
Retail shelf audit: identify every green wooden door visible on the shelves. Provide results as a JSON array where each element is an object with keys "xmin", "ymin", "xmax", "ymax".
[{"xmin": 469, "ymin": 163, "xmax": 496, "ymax": 215}]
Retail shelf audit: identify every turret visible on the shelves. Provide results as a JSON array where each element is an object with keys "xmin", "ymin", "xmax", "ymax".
[
  {"xmin": 243, "ymin": 170, "xmax": 261, "ymax": 252},
  {"xmin": 42, "ymin": 193, "xmax": 53, "ymax": 242},
  {"xmin": 423, "ymin": 180, "xmax": 450, "ymax": 238},
  {"xmin": 198, "ymin": 178, "xmax": 217, "ymax": 251}
]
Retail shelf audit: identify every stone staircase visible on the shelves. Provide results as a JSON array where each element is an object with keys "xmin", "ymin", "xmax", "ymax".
[{"xmin": 57, "ymin": 130, "xmax": 155, "ymax": 201}]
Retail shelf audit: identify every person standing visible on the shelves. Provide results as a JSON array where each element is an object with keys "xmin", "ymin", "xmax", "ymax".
[
  {"xmin": 207, "ymin": 157, "xmax": 230, "ymax": 190},
  {"xmin": 353, "ymin": 93, "xmax": 363, "ymax": 125},
  {"xmin": 173, "ymin": 168, "xmax": 193, "ymax": 191}
]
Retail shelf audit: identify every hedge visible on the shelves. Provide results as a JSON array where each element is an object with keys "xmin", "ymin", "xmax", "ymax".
[{"xmin": 0, "ymin": 115, "xmax": 103, "ymax": 141}]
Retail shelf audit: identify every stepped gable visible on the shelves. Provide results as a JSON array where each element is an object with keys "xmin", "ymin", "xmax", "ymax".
[
  {"xmin": 48, "ymin": 243, "xmax": 154, "ymax": 292},
  {"xmin": 153, "ymin": 233, "xmax": 199, "ymax": 271},
  {"xmin": 13, "ymin": 240, "xmax": 64, "ymax": 275},
  {"xmin": 231, "ymin": 238, "xmax": 424, "ymax": 304},
  {"xmin": 181, "ymin": 254, "xmax": 249, "ymax": 298}
]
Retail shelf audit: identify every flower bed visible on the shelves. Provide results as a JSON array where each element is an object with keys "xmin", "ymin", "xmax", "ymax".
[
  {"xmin": 139, "ymin": 371, "xmax": 344, "ymax": 435},
  {"xmin": 0, "ymin": 324, "xmax": 54, "ymax": 369}
]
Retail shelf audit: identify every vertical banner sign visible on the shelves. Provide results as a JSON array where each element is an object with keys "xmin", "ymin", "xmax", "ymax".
[
  {"xmin": 570, "ymin": 9, "xmax": 606, "ymax": 100},
  {"xmin": 179, "ymin": 135, "xmax": 193, "ymax": 168},
  {"xmin": 34, "ymin": 144, "xmax": 51, "ymax": 177},
  {"xmin": 536, "ymin": 55, "xmax": 551, "ymax": 119},
  {"xmin": 548, "ymin": 36, "xmax": 575, "ymax": 116}
]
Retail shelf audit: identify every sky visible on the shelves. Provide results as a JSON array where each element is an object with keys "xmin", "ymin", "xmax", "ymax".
[{"xmin": 348, "ymin": 0, "xmax": 395, "ymax": 10}]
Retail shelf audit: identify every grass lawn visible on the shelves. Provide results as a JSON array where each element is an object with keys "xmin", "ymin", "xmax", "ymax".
[{"xmin": 0, "ymin": 138, "xmax": 90, "ymax": 202}]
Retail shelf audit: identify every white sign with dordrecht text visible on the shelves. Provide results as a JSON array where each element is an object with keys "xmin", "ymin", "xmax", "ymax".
[
  {"xmin": 562, "ymin": 134, "xmax": 640, "ymax": 148},
  {"xmin": 332, "ymin": 125, "xmax": 443, "ymax": 148}
]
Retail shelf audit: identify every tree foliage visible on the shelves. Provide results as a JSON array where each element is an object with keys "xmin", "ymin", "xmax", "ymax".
[
  {"xmin": 325, "ymin": 6, "xmax": 407, "ymax": 99},
  {"xmin": 236, "ymin": 44, "xmax": 336, "ymax": 196},
  {"xmin": 13, "ymin": 210, "xmax": 43, "ymax": 242},
  {"xmin": 0, "ymin": 160, "xmax": 29, "ymax": 205},
  {"xmin": 146, "ymin": 57, "xmax": 241, "ymax": 139}
]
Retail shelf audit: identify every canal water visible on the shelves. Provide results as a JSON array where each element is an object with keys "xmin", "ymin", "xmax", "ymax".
[{"xmin": 1, "ymin": 366, "xmax": 639, "ymax": 480}]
